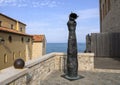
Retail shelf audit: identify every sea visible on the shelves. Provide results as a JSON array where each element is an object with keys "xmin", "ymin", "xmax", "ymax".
[{"xmin": 46, "ymin": 43, "xmax": 86, "ymax": 54}]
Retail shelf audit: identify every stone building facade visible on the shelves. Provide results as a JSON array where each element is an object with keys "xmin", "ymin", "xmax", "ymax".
[
  {"xmin": 0, "ymin": 13, "xmax": 25, "ymax": 33},
  {"xmin": 86, "ymin": 0, "xmax": 120, "ymax": 57},
  {"xmin": 100, "ymin": 0, "xmax": 120, "ymax": 32},
  {"xmin": 32, "ymin": 35, "xmax": 46, "ymax": 59},
  {"xmin": 0, "ymin": 13, "xmax": 33, "ymax": 70}
]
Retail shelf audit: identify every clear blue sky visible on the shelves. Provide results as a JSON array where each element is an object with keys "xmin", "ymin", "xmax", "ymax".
[{"xmin": 0, "ymin": 0, "xmax": 99, "ymax": 43}]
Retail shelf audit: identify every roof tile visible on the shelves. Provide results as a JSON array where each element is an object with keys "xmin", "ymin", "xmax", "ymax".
[
  {"xmin": 33, "ymin": 35, "xmax": 45, "ymax": 42},
  {"xmin": 0, "ymin": 27, "xmax": 32, "ymax": 36}
]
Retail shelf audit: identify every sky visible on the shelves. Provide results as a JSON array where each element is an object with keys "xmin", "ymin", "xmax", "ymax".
[{"xmin": 0, "ymin": 0, "xmax": 100, "ymax": 43}]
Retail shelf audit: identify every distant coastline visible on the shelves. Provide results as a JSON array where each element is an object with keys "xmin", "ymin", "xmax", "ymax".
[{"xmin": 46, "ymin": 43, "xmax": 86, "ymax": 53}]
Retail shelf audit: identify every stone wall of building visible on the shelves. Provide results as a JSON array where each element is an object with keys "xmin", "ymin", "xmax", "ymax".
[
  {"xmin": 32, "ymin": 35, "xmax": 46, "ymax": 59},
  {"xmin": 0, "ymin": 32, "xmax": 32, "ymax": 70},
  {"xmin": 100, "ymin": 0, "xmax": 120, "ymax": 32},
  {"xmin": 0, "ymin": 13, "xmax": 33, "ymax": 70},
  {"xmin": 0, "ymin": 13, "xmax": 26, "ymax": 33},
  {"xmin": 2, "ymin": 52, "xmax": 119, "ymax": 85},
  {"xmin": 32, "ymin": 42, "xmax": 46, "ymax": 59},
  {"xmin": 32, "ymin": 42, "xmax": 43, "ymax": 59}
]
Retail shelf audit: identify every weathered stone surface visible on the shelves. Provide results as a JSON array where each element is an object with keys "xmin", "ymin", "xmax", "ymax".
[
  {"xmin": 1, "ymin": 53, "xmax": 120, "ymax": 85},
  {"xmin": 78, "ymin": 53, "xmax": 94, "ymax": 71},
  {"xmin": 41, "ymin": 71, "xmax": 120, "ymax": 85}
]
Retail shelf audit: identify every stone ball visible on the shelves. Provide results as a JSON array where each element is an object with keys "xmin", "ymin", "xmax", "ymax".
[{"xmin": 14, "ymin": 58, "xmax": 25, "ymax": 69}]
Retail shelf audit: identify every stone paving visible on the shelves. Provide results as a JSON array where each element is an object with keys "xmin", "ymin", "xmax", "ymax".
[
  {"xmin": 41, "ymin": 71, "xmax": 120, "ymax": 85},
  {"xmin": 94, "ymin": 57, "xmax": 120, "ymax": 69}
]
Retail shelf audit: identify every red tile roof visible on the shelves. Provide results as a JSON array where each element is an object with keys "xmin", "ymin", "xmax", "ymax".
[
  {"xmin": 0, "ymin": 27, "xmax": 32, "ymax": 37},
  {"xmin": 33, "ymin": 35, "xmax": 45, "ymax": 42}
]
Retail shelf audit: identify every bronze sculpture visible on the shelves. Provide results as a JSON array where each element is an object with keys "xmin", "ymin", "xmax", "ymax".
[{"xmin": 64, "ymin": 13, "xmax": 80, "ymax": 80}]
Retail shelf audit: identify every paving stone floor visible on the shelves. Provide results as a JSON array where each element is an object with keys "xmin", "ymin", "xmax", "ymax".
[
  {"xmin": 94, "ymin": 57, "xmax": 120, "ymax": 69},
  {"xmin": 41, "ymin": 71, "xmax": 120, "ymax": 85}
]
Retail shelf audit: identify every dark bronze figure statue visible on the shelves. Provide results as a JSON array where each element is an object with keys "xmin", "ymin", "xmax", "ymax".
[{"xmin": 65, "ymin": 13, "xmax": 80, "ymax": 80}]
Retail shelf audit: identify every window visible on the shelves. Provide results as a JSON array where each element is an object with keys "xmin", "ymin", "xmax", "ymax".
[
  {"xmin": 27, "ymin": 38, "xmax": 30, "ymax": 42},
  {"xmin": 21, "ymin": 37, "xmax": 24, "ymax": 43},
  {"xmin": 20, "ymin": 27, "xmax": 22, "ymax": 32},
  {"xmin": 28, "ymin": 38, "xmax": 30, "ymax": 42},
  {"xmin": 103, "ymin": 4, "xmax": 105, "ymax": 19},
  {"xmin": 19, "ymin": 51, "xmax": 21, "ymax": 57},
  {"xmin": 8, "ymin": 36, "xmax": 12, "ymax": 43},
  {"xmin": 13, "ymin": 52, "xmax": 15, "ymax": 60},
  {"xmin": 105, "ymin": 0, "xmax": 107, "ymax": 15},
  {"xmin": 108, "ymin": 0, "xmax": 111, "ymax": 11},
  {"xmin": 100, "ymin": 9, "xmax": 102, "ymax": 21},
  {"xmin": 24, "ymin": 50, "xmax": 25, "ymax": 57},
  {"xmin": 4, "ymin": 54, "xmax": 8, "ymax": 63},
  {"xmin": 11, "ymin": 24, "xmax": 13, "ymax": 29},
  {"xmin": 0, "ymin": 21, "xmax": 2, "ymax": 27}
]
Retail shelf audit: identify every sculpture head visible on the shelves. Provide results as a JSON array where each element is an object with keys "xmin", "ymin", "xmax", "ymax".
[{"xmin": 69, "ymin": 13, "xmax": 78, "ymax": 21}]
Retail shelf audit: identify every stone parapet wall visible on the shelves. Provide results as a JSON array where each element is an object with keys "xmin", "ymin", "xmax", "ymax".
[
  {"xmin": 54, "ymin": 53, "xmax": 94, "ymax": 72},
  {"xmin": 0, "ymin": 53, "xmax": 56, "ymax": 85},
  {"xmin": 78, "ymin": 53, "xmax": 94, "ymax": 71},
  {"xmin": 0, "ymin": 52, "xmax": 119, "ymax": 85}
]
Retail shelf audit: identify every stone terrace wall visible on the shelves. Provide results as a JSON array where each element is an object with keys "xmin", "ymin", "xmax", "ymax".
[
  {"xmin": 0, "ymin": 52, "xmax": 106, "ymax": 85},
  {"xmin": 78, "ymin": 53, "xmax": 94, "ymax": 71},
  {"xmin": 55, "ymin": 53, "xmax": 94, "ymax": 72}
]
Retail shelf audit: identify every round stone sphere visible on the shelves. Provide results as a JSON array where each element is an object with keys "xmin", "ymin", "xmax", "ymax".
[{"xmin": 14, "ymin": 58, "xmax": 25, "ymax": 69}]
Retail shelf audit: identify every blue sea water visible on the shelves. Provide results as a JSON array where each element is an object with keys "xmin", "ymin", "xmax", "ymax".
[{"xmin": 46, "ymin": 43, "xmax": 86, "ymax": 53}]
